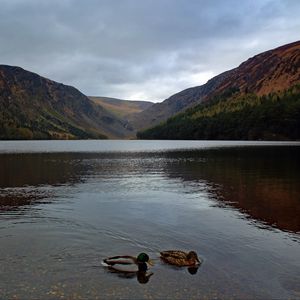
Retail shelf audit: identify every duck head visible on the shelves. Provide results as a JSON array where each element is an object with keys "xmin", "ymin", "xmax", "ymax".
[
  {"xmin": 187, "ymin": 251, "xmax": 201, "ymax": 265},
  {"xmin": 136, "ymin": 253, "xmax": 154, "ymax": 267}
]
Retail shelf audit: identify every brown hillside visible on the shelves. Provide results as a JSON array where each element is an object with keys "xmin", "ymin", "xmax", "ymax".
[
  {"xmin": 131, "ymin": 41, "xmax": 300, "ymax": 131},
  {"xmin": 90, "ymin": 96, "xmax": 153, "ymax": 118},
  {"xmin": 217, "ymin": 41, "xmax": 300, "ymax": 95},
  {"xmin": 0, "ymin": 65, "xmax": 133, "ymax": 139}
]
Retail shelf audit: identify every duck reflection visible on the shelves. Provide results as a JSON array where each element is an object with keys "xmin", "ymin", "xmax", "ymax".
[
  {"xmin": 107, "ymin": 266, "xmax": 154, "ymax": 284},
  {"xmin": 187, "ymin": 266, "xmax": 199, "ymax": 275}
]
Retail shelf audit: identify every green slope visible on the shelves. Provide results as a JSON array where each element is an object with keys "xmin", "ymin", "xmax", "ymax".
[{"xmin": 137, "ymin": 85, "xmax": 300, "ymax": 140}]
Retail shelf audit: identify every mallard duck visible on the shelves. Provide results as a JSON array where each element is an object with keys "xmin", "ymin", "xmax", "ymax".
[
  {"xmin": 102, "ymin": 252, "xmax": 154, "ymax": 273},
  {"xmin": 160, "ymin": 250, "xmax": 201, "ymax": 267}
]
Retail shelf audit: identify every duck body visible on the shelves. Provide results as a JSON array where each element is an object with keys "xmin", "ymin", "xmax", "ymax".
[
  {"xmin": 103, "ymin": 255, "xmax": 144, "ymax": 272},
  {"xmin": 102, "ymin": 253, "xmax": 151, "ymax": 273},
  {"xmin": 160, "ymin": 250, "xmax": 201, "ymax": 267}
]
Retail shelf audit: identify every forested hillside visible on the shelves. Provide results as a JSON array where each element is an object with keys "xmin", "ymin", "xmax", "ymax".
[{"xmin": 137, "ymin": 85, "xmax": 300, "ymax": 140}]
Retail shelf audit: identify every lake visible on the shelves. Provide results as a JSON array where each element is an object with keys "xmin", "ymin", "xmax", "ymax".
[{"xmin": 0, "ymin": 140, "xmax": 299, "ymax": 299}]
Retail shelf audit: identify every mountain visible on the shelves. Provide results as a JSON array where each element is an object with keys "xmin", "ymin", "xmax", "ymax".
[
  {"xmin": 137, "ymin": 41, "xmax": 300, "ymax": 140},
  {"xmin": 89, "ymin": 96, "xmax": 153, "ymax": 118},
  {"xmin": 2, "ymin": 41, "xmax": 299, "ymax": 140},
  {"xmin": 130, "ymin": 71, "xmax": 230, "ymax": 131},
  {"xmin": 132, "ymin": 41, "xmax": 300, "ymax": 132},
  {"xmin": 0, "ymin": 65, "xmax": 133, "ymax": 139}
]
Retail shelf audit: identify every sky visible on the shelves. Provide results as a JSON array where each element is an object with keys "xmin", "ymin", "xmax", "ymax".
[{"xmin": 0, "ymin": 0, "xmax": 299, "ymax": 102}]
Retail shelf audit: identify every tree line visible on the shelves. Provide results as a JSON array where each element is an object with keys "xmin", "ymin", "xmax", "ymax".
[{"xmin": 137, "ymin": 85, "xmax": 300, "ymax": 140}]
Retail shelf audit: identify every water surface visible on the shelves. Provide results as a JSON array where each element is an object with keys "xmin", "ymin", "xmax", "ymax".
[{"xmin": 0, "ymin": 141, "xmax": 299, "ymax": 299}]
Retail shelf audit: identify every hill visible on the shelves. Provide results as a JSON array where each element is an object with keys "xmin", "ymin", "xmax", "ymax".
[
  {"xmin": 0, "ymin": 65, "xmax": 133, "ymax": 139},
  {"xmin": 89, "ymin": 96, "xmax": 153, "ymax": 118},
  {"xmin": 133, "ymin": 41, "xmax": 300, "ymax": 132},
  {"xmin": 137, "ymin": 41, "xmax": 300, "ymax": 140}
]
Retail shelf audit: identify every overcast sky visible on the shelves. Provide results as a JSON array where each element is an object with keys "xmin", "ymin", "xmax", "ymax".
[{"xmin": 0, "ymin": 0, "xmax": 299, "ymax": 101}]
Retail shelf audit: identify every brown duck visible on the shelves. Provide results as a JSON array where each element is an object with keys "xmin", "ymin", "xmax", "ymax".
[{"xmin": 160, "ymin": 250, "xmax": 201, "ymax": 266}]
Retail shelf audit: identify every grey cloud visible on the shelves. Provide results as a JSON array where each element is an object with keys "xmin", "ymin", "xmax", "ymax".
[{"xmin": 0, "ymin": 0, "xmax": 299, "ymax": 101}]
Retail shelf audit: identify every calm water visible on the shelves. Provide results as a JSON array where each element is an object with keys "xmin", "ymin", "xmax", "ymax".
[{"xmin": 0, "ymin": 140, "xmax": 299, "ymax": 299}]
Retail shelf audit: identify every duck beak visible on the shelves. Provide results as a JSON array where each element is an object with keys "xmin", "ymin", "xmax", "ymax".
[{"xmin": 147, "ymin": 259, "xmax": 155, "ymax": 266}]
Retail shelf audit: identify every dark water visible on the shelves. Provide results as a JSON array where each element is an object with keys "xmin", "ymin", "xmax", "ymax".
[{"xmin": 0, "ymin": 141, "xmax": 299, "ymax": 299}]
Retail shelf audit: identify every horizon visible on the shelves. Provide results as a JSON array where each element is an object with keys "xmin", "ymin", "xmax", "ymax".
[{"xmin": 1, "ymin": 0, "xmax": 300, "ymax": 102}]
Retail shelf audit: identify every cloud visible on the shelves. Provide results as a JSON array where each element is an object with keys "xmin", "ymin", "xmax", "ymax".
[{"xmin": 0, "ymin": 0, "xmax": 299, "ymax": 101}]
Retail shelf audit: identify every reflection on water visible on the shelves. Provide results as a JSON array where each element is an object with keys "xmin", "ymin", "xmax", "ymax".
[
  {"xmin": 0, "ymin": 153, "xmax": 87, "ymax": 188},
  {"xmin": 0, "ymin": 190, "xmax": 51, "ymax": 212},
  {"xmin": 0, "ymin": 153, "xmax": 85, "ymax": 214},
  {"xmin": 162, "ymin": 147, "xmax": 300, "ymax": 233},
  {"xmin": 0, "ymin": 142, "xmax": 299, "ymax": 299},
  {"xmin": 106, "ymin": 268, "xmax": 154, "ymax": 285},
  {"xmin": 3, "ymin": 148, "xmax": 296, "ymax": 233}
]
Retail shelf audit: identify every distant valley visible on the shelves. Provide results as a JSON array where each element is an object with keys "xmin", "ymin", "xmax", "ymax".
[{"xmin": 89, "ymin": 96, "xmax": 153, "ymax": 118}]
